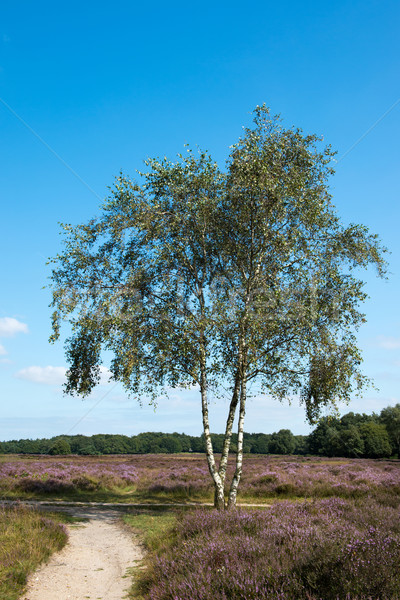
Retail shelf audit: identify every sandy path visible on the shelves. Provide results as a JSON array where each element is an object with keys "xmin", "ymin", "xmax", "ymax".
[{"xmin": 22, "ymin": 508, "xmax": 144, "ymax": 600}]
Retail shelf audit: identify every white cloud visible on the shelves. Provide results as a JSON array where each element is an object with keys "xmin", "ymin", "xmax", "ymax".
[
  {"xmin": 15, "ymin": 365, "xmax": 67, "ymax": 385},
  {"xmin": 0, "ymin": 344, "xmax": 6, "ymax": 355},
  {"xmin": 0, "ymin": 317, "xmax": 29, "ymax": 337},
  {"xmin": 375, "ymin": 335, "xmax": 400, "ymax": 350},
  {"xmin": 15, "ymin": 364, "xmax": 113, "ymax": 386}
]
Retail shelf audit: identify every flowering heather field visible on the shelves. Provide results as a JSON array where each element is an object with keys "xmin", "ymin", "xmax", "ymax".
[
  {"xmin": 0, "ymin": 454, "xmax": 399, "ymax": 504},
  {"xmin": 140, "ymin": 498, "xmax": 400, "ymax": 600},
  {"xmin": 0, "ymin": 455, "xmax": 141, "ymax": 496},
  {"xmin": 1, "ymin": 455, "xmax": 399, "ymax": 599}
]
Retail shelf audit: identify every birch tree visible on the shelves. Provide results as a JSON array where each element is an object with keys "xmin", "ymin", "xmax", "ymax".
[{"xmin": 49, "ymin": 106, "xmax": 387, "ymax": 509}]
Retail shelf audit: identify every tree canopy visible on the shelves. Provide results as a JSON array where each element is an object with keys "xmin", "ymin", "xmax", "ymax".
[
  {"xmin": 49, "ymin": 106, "xmax": 387, "ymax": 508},
  {"xmin": 380, "ymin": 403, "xmax": 400, "ymax": 456}
]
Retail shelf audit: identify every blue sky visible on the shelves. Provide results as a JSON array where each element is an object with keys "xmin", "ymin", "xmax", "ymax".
[{"xmin": 0, "ymin": 0, "xmax": 399, "ymax": 440}]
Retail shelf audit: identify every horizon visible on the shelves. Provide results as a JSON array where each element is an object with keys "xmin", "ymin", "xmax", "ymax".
[{"xmin": 1, "ymin": 1, "xmax": 399, "ymax": 441}]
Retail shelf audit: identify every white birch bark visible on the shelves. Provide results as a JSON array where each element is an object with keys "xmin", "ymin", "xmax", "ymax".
[
  {"xmin": 217, "ymin": 372, "xmax": 241, "ymax": 489},
  {"xmin": 227, "ymin": 375, "xmax": 247, "ymax": 509},
  {"xmin": 200, "ymin": 342, "xmax": 225, "ymax": 509}
]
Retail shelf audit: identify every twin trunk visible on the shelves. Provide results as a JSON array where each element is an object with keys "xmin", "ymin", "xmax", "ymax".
[{"xmin": 201, "ymin": 367, "xmax": 247, "ymax": 510}]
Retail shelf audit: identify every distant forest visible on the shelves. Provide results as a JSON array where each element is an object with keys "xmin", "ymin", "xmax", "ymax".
[{"xmin": 1, "ymin": 404, "xmax": 399, "ymax": 459}]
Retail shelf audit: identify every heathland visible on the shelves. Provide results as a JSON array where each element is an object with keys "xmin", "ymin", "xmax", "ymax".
[
  {"xmin": 1, "ymin": 453, "xmax": 399, "ymax": 599},
  {"xmin": 1, "ymin": 453, "xmax": 400, "ymax": 504}
]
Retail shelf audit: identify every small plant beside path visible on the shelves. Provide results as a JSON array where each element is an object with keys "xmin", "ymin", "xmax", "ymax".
[
  {"xmin": 123, "ymin": 509, "xmax": 178, "ymax": 600},
  {"xmin": 0, "ymin": 504, "xmax": 68, "ymax": 600}
]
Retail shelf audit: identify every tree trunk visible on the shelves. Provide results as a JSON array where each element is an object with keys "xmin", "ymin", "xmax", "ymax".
[
  {"xmin": 217, "ymin": 371, "xmax": 240, "ymax": 491},
  {"xmin": 199, "ymin": 344, "xmax": 225, "ymax": 509},
  {"xmin": 213, "ymin": 484, "xmax": 225, "ymax": 510},
  {"xmin": 227, "ymin": 376, "xmax": 247, "ymax": 509}
]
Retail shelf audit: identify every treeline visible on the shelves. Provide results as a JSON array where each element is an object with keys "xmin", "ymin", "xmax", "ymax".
[
  {"xmin": 1, "ymin": 404, "xmax": 399, "ymax": 458},
  {"xmin": 308, "ymin": 404, "xmax": 400, "ymax": 458},
  {"xmin": 0, "ymin": 431, "xmax": 306, "ymax": 456}
]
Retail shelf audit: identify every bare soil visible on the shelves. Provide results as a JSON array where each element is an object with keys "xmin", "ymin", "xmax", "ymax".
[{"xmin": 22, "ymin": 507, "xmax": 144, "ymax": 600}]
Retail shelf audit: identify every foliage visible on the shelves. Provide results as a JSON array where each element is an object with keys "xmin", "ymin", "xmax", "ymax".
[
  {"xmin": 358, "ymin": 422, "xmax": 392, "ymax": 458},
  {"xmin": 308, "ymin": 408, "xmax": 394, "ymax": 458},
  {"xmin": 332, "ymin": 425, "xmax": 365, "ymax": 458},
  {"xmin": 48, "ymin": 105, "xmax": 387, "ymax": 507},
  {"xmin": 380, "ymin": 403, "xmax": 400, "ymax": 457},
  {"xmin": 0, "ymin": 505, "xmax": 67, "ymax": 600},
  {"xmin": 0, "ymin": 432, "xmax": 193, "ymax": 456},
  {"xmin": 0, "ymin": 431, "xmax": 296, "ymax": 456},
  {"xmin": 49, "ymin": 438, "xmax": 71, "ymax": 455},
  {"xmin": 268, "ymin": 429, "xmax": 296, "ymax": 454}
]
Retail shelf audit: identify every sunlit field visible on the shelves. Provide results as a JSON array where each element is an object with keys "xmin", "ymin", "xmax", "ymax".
[
  {"xmin": 1, "ymin": 454, "xmax": 400, "ymax": 599},
  {"xmin": 117, "ymin": 454, "xmax": 400, "ymax": 600},
  {"xmin": 131, "ymin": 497, "xmax": 400, "ymax": 600},
  {"xmin": 1, "ymin": 454, "xmax": 399, "ymax": 506}
]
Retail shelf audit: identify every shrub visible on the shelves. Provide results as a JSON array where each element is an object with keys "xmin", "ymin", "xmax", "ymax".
[{"xmin": 141, "ymin": 498, "xmax": 400, "ymax": 600}]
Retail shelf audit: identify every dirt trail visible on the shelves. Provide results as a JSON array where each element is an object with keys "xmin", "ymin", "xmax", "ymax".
[{"xmin": 22, "ymin": 508, "xmax": 144, "ymax": 600}]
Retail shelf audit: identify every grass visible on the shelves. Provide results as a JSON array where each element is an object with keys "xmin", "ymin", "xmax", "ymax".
[
  {"xmin": 124, "ymin": 509, "xmax": 177, "ymax": 551},
  {"xmin": 123, "ymin": 508, "xmax": 178, "ymax": 600},
  {"xmin": 0, "ymin": 504, "xmax": 68, "ymax": 600},
  {"xmin": 0, "ymin": 487, "xmax": 142, "ymax": 504}
]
